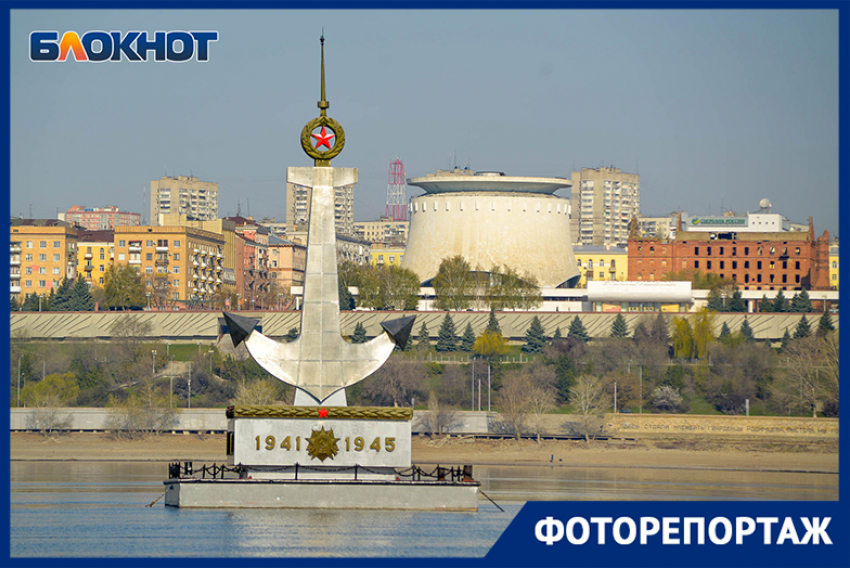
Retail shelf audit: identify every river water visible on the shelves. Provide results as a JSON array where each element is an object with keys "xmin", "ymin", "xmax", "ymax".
[{"xmin": 10, "ymin": 461, "xmax": 837, "ymax": 557}]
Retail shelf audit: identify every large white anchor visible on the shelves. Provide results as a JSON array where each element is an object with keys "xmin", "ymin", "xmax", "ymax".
[{"xmin": 223, "ymin": 167, "xmax": 415, "ymax": 406}]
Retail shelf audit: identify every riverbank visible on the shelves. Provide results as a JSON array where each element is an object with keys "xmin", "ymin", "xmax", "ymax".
[{"xmin": 9, "ymin": 432, "xmax": 838, "ymax": 473}]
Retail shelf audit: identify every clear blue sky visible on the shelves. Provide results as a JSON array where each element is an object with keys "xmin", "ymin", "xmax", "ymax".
[{"xmin": 10, "ymin": 9, "xmax": 839, "ymax": 237}]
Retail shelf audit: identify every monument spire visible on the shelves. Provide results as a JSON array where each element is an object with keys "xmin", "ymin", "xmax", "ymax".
[
  {"xmin": 318, "ymin": 30, "xmax": 328, "ymax": 116},
  {"xmin": 301, "ymin": 31, "xmax": 344, "ymax": 166}
]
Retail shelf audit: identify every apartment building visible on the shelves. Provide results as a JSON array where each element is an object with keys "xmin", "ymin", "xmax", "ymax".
[
  {"xmin": 113, "ymin": 225, "xmax": 225, "ymax": 306},
  {"xmin": 151, "ymin": 175, "xmax": 219, "ymax": 224},
  {"xmin": 10, "ymin": 219, "xmax": 78, "ymax": 300},
  {"xmin": 569, "ymin": 167, "xmax": 640, "ymax": 247},
  {"xmin": 61, "ymin": 205, "xmax": 140, "ymax": 230}
]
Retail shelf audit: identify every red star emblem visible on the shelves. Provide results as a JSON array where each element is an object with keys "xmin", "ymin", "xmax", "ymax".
[
  {"xmin": 318, "ymin": 407, "xmax": 328, "ymax": 418},
  {"xmin": 311, "ymin": 126, "xmax": 335, "ymax": 150}
]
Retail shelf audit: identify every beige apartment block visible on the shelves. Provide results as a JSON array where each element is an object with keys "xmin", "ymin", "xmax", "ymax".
[
  {"xmin": 159, "ymin": 214, "xmax": 238, "ymax": 297},
  {"xmin": 286, "ymin": 180, "xmax": 354, "ymax": 235},
  {"xmin": 570, "ymin": 167, "xmax": 640, "ymax": 247},
  {"xmin": 354, "ymin": 218, "xmax": 409, "ymax": 246},
  {"xmin": 10, "ymin": 220, "xmax": 79, "ymax": 300},
  {"xmin": 113, "ymin": 226, "xmax": 224, "ymax": 307},
  {"xmin": 151, "ymin": 175, "xmax": 219, "ymax": 224},
  {"xmin": 268, "ymin": 236, "xmax": 306, "ymax": 305}
]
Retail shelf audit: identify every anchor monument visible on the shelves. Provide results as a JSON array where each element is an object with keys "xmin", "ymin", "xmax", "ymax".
[{"xmin": 164, "ymin": 35, "xmax": 478, "ymax": 510}]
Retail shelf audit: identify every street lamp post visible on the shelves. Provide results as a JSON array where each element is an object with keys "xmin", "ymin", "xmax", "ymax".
[
  {"xmin": 38, "ymin": 294, "xmax": 44, "ymax": 312},
  {"xmin": 237, "ymin": 293, "xmax": 241, "ymax": 310},
  {"xmin": 151, "ymin": 350, "xmax": 157, "ymax": 376},
  {"xmin": 188, "ymin": 362, "xmax": 192, "ymax": 409},
  {"xmin": 146, "ymin": 292, "xmax": 151, "ymax": 310},
  {"xmin": 17, "ymin": 354, "xmax": 23, "ymax": 407}
]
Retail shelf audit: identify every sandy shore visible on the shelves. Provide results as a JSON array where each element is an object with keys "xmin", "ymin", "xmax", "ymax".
[{"xmin": 9, "ymin": 432, "xmax": 838, "ymax": 473}]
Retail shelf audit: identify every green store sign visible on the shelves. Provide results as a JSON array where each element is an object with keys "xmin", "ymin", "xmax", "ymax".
[{"xmin": 691, "ymin": 217, "xmax": 746, "ymax": 226}]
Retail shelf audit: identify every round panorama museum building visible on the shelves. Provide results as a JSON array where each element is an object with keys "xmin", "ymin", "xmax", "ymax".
[{"xmin": 401, "ymin": 169, "xmax": 581, "ymax": 288}]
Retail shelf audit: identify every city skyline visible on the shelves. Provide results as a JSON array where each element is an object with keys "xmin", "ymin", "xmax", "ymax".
[{"xmin": 10, "ymin": 9, "xmax": 839, "ymax": 237}]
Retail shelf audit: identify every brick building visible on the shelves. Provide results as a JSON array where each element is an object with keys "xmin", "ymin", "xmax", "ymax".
[{"xmin": 627, "ymin": 216, "xmax": 830, "ymax": 293}]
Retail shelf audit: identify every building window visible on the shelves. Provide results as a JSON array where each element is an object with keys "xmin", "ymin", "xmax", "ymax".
[
  {"xmin": 26, "ymin": 241, "xmax": 32, "ymax": 248},
  {"xmin": 833, "ymin": 261, "xmax": 838, "ymax": 269},
  {"xmin": 694, "ymin": 260, "xmax": 699, "ymax": 269},
  {"xmin": 770, "ymin": 247, "xmax": 775, "ymax": 255},
  {"xmin": 39, "ymin": 280, "xmax": 46, "ymax": 287},
  {"xmin": 769, "ymin": 261, "xmax": 775, "ymax": 270},
  {"xmin": 118, "ymin": 253, "xmax": 126, "ymax": 261},
  {"xmin": 53, "ymin": 254, "xmax": 59, "ymax": 261},
  {"xmin": 174, "ymin": 267, "xmax": 180, "ymax": 274},
  {"xmin": 694, "ymin": 247, "xmax": 699, "ymax": 255},
  {"xmin": 782, "ymin": 274, "xmax": 787, "ymax": 283},
  {"xmin": 39, "ymin": 254, "xmax": 46, "ymax": 262},
  {"xmin": 25, "ymin": 254, "xmax": 32, "ymax": 261},
  {"xmin": 146, "ymin": 240, "xmax": 154, "ymax": 247},
  {"xmin": 744, "ymin": 261, "xmax": 749, "ymax": 269},
  {"xmin": 707, "ymin": 261, "xmax": 712, "ymax": 269},
  {"xmin": 25, "ymin": 280, "xmax": 31, "ymax": 287},
  {"xmin": 146, "ymin": 253, "xmax": 153, "ymax": 260},
  {"xmin": 719, "ymin": 247, "xmax": 724, "ymax": 255},
  {"xmin": 25, "ymin": 267, "xmax": 31, "ymax": 274},
  {"xmin": 119, "ymin": 240, "xmax": 126, "ymax": 247},
  {"xmin": 795, "ymin": 261, "xmax": 800, "ymax": 270},
  {"xmin": 732, "ymin": 261, "xmax": 737, "ymax": 269},
  {"xmin": 52, "ymin": 267, "xmax": 60, "ymax": 275},
  {"xmin": 757, "ymin": 261, "xmax": 762, "ymax": 270},
  {"xmin": 719, "ymin": 261, "xmax": 724, "ymax": 269},
  {"xmin": 795, "ymin": 274, "xmax": 800, "ymax": 283},
  {"xmin": 770, "ymin": 274, "xmax": 775, "ymax": 283},
  {"xmin": 832, "ymin": 274, "xmax": 837, "ymax": 281},
  {"xmin": 599, "ymin": 272, "xmax": 604, "ymax": 279},
  {"xmin": 795, "ymin": 247, "xmax": 801, "ymax": 255},
  {"xmin": 100, "ymin": 265, "xmax": 104, "ymax": 272},
  {"xmin": 707, "ymin": 246, "xmax": 712, "ymax": 255},
  {"xmin": 145, "ymin": 267, "xmax": 153, "ymax": 274},
  {"xmin": 40, "ymin": 241, "xmax": 46, "ymax": 248},
  {"xmin": 173, "ymin": 253, "xmax": 180, "ymax": 261},
  {"xmin": 745, "ymin": 247, "xmax": 749, "ymax": 255},
  {"xmin": 732, "ymin": 247, "xmax": 736, "ymax": 256},
  {"xmin": 174, "ymin": 280, "xmax": 180, "ymax": 287},
  {"xmin": 173, "ymin": 240, "xmax": 180, "ymax": 248}
]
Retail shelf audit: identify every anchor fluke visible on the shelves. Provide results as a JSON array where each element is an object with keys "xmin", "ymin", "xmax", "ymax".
[
  {"xmin": 223, "ymin": 311, "xmax": 261, "ymax": 347},
  {"xmin": 380, "ymin": 315, "xmax": 417, "ymax": 350}
]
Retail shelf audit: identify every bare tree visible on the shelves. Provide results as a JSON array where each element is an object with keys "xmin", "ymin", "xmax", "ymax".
[
  {"xmin": 774, "ymin": 335, "xmax": 839, "ymax": 417},
  {"xmin": 105, "ymin": 378, "xmax": 177, "ymax": 439},
  {"xmin": 21, "ymin": 372, "xmax": 78, "ymax": 436},
  {"xmin": 417, "ymin": 391, "xmax": 461, "ymax": 437},
  {"xmin": 569, "ymin": 374, "xmax": 608, "ymax": 442},
  {"xmin": 496, "ymin": 372, "xmax": 530, "ymax": 439},
  {"xmin": 231, "ymin": 379, "xmax": 288, "ymax": 406},
  {"xmin": 361, "ymin": 357, "xmax": 425, "ymax": 407}
]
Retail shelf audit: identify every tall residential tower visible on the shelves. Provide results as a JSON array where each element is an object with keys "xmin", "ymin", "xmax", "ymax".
[
  {"xmin": 150, "ymin": 175, "xmax": 219, "ymax": 225},
  {"xmin": 569, "ymin": 167, "xmax": 640, "ymax": 247}
]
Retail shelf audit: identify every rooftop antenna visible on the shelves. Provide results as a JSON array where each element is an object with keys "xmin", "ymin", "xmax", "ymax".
[
  {"xmin": 237, "ymin": 199, "xmax": 242, "ymax": 216},
  {"xmin": 29, "ymin": 203, "xmax": 32, "ymax": 218}
]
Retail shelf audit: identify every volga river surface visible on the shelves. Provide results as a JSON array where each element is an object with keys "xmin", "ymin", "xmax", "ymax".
[{"xmin": 9, "ymin": 461, "xmax": 837, "ymax": 557}]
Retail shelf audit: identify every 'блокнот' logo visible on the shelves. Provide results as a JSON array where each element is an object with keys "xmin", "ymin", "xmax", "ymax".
[{"xmin": 30, "ymin": 30, "xmax": 218, "ymax": 62}]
